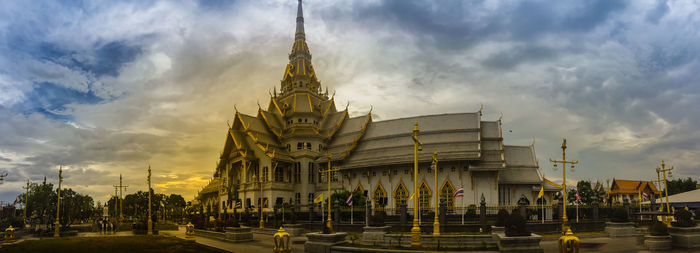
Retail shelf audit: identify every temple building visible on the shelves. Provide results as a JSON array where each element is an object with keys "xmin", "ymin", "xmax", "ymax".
[
  {"xmin": 196, "ymin": 0, "xmax": 554, "ymax": 218},
  {"xmin": 609, "ymin": 179, "xmax": 660, "ymax": 203}
]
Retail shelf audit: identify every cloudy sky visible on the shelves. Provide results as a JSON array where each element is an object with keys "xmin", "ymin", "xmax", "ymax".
[{"xmin": 1, "ymin": 0, "xmax": 698, "ymax": 204}]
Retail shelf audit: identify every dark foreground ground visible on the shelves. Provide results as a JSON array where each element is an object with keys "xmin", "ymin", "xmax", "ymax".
[{"xmin": 0, "ymin": 236, "xmax": 226, "ymax": 253}]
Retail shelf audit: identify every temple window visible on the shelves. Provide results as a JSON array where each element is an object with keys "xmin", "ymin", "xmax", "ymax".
[
  {"xmin": 440, "ymin": 180, "xmax": 456, "ymax": 213},
  {"xmin": 394, "ymin": 182, "xmax": 408, "ymax": 210},
  {"xmin": 306, "ymin": 142, "xmax": 312, "ymax": 150},
  {"xmin": 419, "ymin": 182, "xmax": 431, "ymax": 213},
  {"xmin": 297, "ymin": 142, "xmax": 303, "ymax": 150},
  {"xmin": 373, "ymin": 183, "xmax": 387, "ymax": 211}
]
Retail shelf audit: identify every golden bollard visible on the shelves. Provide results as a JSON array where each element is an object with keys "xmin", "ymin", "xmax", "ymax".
[
  {"xmin": 273, "ymin": 227, "xmax": 291, "ymax": 253},
  {"xmin": 3, "ymin": 226, "xmax": 15, "ymax": 245},
  {"xmin": 185, "ymin": 222, "xmax": 195, "ymax": 240},
  {"xmin": 558, "ymin": 228, "xmax": 580, "ymax": 253}
]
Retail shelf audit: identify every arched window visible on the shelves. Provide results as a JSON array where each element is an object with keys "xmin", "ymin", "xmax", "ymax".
[
  {"xmin": 419, "ymin": 181, "xmax": 431, "ymax": 213},
  {"xmin": 394, "ymin": 180, "xmax": 408, "ymax": 210},
  {"xmin": 373, "ymin": 182, "xmax": 387, "ymax": 211},
  {"xmin": 354, "ymin": 183, "xmax": 364, "ymax": 195},
  {"xmin": 439, "ymin": 179, "xmax": 456, "ymax": 214}
]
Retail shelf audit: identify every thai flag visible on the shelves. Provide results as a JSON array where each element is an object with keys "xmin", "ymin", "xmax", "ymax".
[
  {"xmin": 454, "ymin": 187, "xmax": 464, "ymax": 198},
  {"xmin": 643, "ymin": 192, "xmax": 649, "ymax": 201},
  {"xmin": 575, "ymin": 190, "xmax": 581, "ymax": 203},
  {"xmin": 346, "ymin": 192, "xmax": 353, "ymax": 206}
]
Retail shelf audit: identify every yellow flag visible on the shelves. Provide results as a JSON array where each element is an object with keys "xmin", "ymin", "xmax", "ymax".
[
  {"xmin": 537, "ymin": 185, "xmax": 544, "ymax": 199},
  {"xmin": 638, "ymin": 189, "xmax": 642, "ymax": 202},
  {"xmin": 314, "ymin": 193, "xmax": 324, "ymax": 203}
]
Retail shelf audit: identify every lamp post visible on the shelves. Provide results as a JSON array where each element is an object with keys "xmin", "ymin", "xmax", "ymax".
[
  {"xmin": 432, "ymin": 150, "xmax": 439, "ymax": 235},
  {"xmin": 410, "ymin": 122, "xmax": 423, "ymax": 246},
  {"xmin": 254, "ymin": 171, "xmax": 265, "ymax": 229},
  {"xmin": 549, "ymin": 139, "xmax": 578, "ymax": 234},
  {"xmin": 147, "ymin": 165, "xmax": 153, "ymax": 235},
  {"xmin": 320, "ymin": 151, "xmax": 341, "ymax": 231},
  {"xmin": 23, "ymin": 180, "xmax": 29, "ymax": 227},
  {"xmin": 656, "ymin": 160, "xmax": 673, "ymax": 225},
  {"xmin": 54, "ymin": 166, "xmax": 63, "ymax": 238}
]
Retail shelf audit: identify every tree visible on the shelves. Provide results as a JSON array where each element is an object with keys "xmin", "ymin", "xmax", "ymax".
[
  {"xmin": 566, "ymin": 180, "xmax": 605, "ymax": 205},
  {"xmin": 666, "ymin": 177, "xmax": 697, "ymax": 196},
  {"xmin": 15, "ymin": 182, "xmax": 57, "ymax": 224},
  {"xmin": 330, "ymin": 189, "xmax": 366, "ymax": 207},
  {"xmin": 58, "ymin": 188, "xmax": 94, "ymax": 229},
  {"xmin": 15, "ymin": 182, "xmax": 94, "ymax": 229},
  {"xmin": 166, "ymin": 194, "xmax": 186, "ymax": 222}
]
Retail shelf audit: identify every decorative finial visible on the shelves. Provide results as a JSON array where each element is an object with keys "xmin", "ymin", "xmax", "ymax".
[
  {"xmin": 531, "ymin": 138, "xmax": 536, "ymax": 146},
  {"xmin": 295, "ymin": 0, "xmax": 305, "ymax": 37},
  {"xmin": 498, "ymin": 112, "xmax": 503, "ymax": 121},
  {"xmin": 479, "ymin": 104, "xmax": 483, "ymax": 115}
]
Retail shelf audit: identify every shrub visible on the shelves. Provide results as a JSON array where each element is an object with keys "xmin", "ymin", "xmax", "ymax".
[
  {"xmin": 611, "ymin": 208, "xmax": 628, "ymax": 222},
  {"xmin": 495, "ymin": 209, "xmax": 509, "ymax": 226},
  {"xmin": 214, "ymin": 218, "xmax": 225, "ymax": 231},
  {"xmin": 465, "ymin": 205, "xmax": 477, "ymax": 218},
  {"xmin": 371, "ymin": 211, "xmax": 386, "ymax": 226},
  {"xmin": 649, "ymin": 221, "xmax": 669, "ymax": 236},
  {"xmin": 672, "ymin": 209, "xmax": 696, "ymax": 227},
  {"xmin": 504, "ymin": 212, "xmax": 530, "ymax": 237}
]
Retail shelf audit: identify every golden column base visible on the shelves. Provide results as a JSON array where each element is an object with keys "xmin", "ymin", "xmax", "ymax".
[
  {"xmin": 561, "ymin": 216, "xmax": 568, "ymax": 235},
  {"xmin": 259, "ymin": 219, "xmax": 265, "ymax": 229},
  {"xmin": 327, "ymin": 220, "xmax": 333, "ymax": 233},
  {"xmin": 411, "ymin": 221, "xmax": 421, "ymax": 246},
  {"xmin": 147, "ymin": 219, "xmax": 153, "ymax": 235},
  {"xmin": 53, "ymin": 221, "xmax": 60, "ymax": 237},
  {"xmin": 433, "ymin": 221, "xmax": 440, "ymax": 235}
]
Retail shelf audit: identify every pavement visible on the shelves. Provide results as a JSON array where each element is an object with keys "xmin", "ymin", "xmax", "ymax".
[
  {"xmin": 160, "ymin": 226, "xmax": 306, "ymax": 253},
  {"xmin": 9, "ymin": 227, "xmax": 700, "ymax": 253}
]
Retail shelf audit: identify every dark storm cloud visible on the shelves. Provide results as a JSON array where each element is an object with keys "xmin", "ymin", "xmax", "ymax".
[
  {"xmin": 326, "ymin": 0, "xmax": 628, "ymax": 51},
  {"xmin": 481, "ymin": 45, "xmax": 561, "ymax": 70}
]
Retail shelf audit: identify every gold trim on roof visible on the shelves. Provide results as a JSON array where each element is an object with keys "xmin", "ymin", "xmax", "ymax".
[
  {"xmin": 293, "ymin": 94, "xmax": 297, "ymax": 112},
  {"xmin": 327, "ymin": 109, "xmax": 347, "ymax": 139},
  {"xmin": 544, "ymin": 177, "xmax": 564, "ymax": 189},
  {"xmin": 258, "ymin": 109, "xmax": 282, "ymax": 138},
  {"xmin": 271, "ymin": 97, "xmax": 283, "ymax": 115},
  {"xmin": 307, "ymin": 94, "xmax": 313, "ymax": 112},
  {"xmin": 322, "ymin": 96, "xmax": 334, "ymax": 117},
  {"xmin": 340, "ymin": 113, "xmax": 372, "ymax": 159}
]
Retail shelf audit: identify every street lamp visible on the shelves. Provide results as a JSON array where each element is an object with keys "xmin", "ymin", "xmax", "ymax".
[
  {"xmin": 147, "ymin": 165, "xmax": 153, "ymax": 235},
  {"xmin": 54, "ymin": 166, "xmax": 63, "ymax": 238},
  {"xmin": 656, "ymin": 160, "xmax": 673, "ymax": 225},
  {"xmin": 549, "ymin": 139, "xmax": 578, "ymax": 234},
  {"xmin": 432, "ymin": 150, "xmax": 440, "ymax": 235},
  {"xmin": 320, "ymin": 151, "xmax": 341, "ymax": 232},
  {"xmin": 254, "ymin": 172, "xmax": 264, "ymax": 229},
  {"xmin": 410, "ymin": 122, "xmax": 423, "ymax": 246}
]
